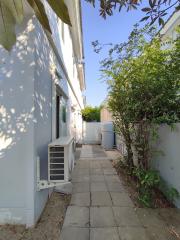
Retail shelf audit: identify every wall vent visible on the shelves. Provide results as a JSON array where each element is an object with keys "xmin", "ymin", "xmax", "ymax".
[{"xmin": 49, "ymin": 146, "xmax": 65, "ymax": 181}]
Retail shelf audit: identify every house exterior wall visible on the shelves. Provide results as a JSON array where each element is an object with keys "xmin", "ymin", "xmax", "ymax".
[
  {"xmin": 33, "ymin": 19, "xmax": 53, "ymax": 224},
  {"xmin": 0, "ymin": 0, "xmax": 85, "ymax": 226},
  {"xmin": 0, "ymin": 17, "xmax": 35, "ymax": 225},
  {"xmin": 160, "ymin": 11, "xmax": 180, "ymax": 42}
]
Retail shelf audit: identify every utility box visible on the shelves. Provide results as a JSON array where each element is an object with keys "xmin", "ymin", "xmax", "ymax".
[{"xmin": 101, "ymin": 122, "xmax": 114, "ymax": 150}]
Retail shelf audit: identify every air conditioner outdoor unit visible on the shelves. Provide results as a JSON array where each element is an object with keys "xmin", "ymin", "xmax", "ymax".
[{"xmin": 37, "ymin": 136, "xmax": 75, "ymax": 191}]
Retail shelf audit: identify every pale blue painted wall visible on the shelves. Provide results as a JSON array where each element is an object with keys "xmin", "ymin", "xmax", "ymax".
[
  {"xmin": 0, "ymin": 1, "xmax": 84, "ymax": 226},
  {"xmin": 0, "ymin": 17, "xmax": 35, "ymax": 225}
]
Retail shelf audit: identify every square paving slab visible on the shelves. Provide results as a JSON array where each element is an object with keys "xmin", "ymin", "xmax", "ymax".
[
  {"xmin": 101, "ymin": 162, "xmax": 113, "ymax": 168},
  {"xmin": 113, "ymin": 207, "xmax": 141, "ymax": 227},
  {"xmin": 90, "ymin": 207, "xmax": 116, "ymax": 227},
  {"xmin": 90, "ymin": 168, "xmax": 103, "ymax": 175},
  {"xmin": 70, "ymin": 193, "xmax": 90, "ymax": 206},
  {"xmin": 90, "ymin": 175, "xmax": 105, "ymax": 182},
  {"xmin": 91, "ymin": 182, "xmax": 108, "ymax": 192},
  {"xmin": 103, "ymin": 168, "xmax": 117, "ymax": 175},
  {"xmin": 136, "ymin": 209, "xmax": 167, "ymax": 228},
  {"xmin": 60, "ymin": 227, "xmax": 89, "ymax": 240},
  {"xmin": 90, "ymin": 163, "xmax": 101, "ymax": 169},
  {"xmin": 118, "ymin": 226, "xmax": 150, "ymax": 240},
  {"xmin": 104, "ymin": 175, "xmax": 121, "ymax": 183},
  {"xmin": 75, "ymin": 161, "xmax": 90, "ymax": 169},
  {"xmin": 72, "ymin": 182, "xmax": 90, "ymax": 193},
  {"xmin": 90, "ymin": 227, "xmax": 120, "ymax": 240},
  {"xmin": 110, "ymin": 192, "xmax": 134, "ymax": 207},
  {"xmin": 72, "ymin": 174, "xmax": 90, "ymax": 183},
  {"xmin": 107, "ymin": 182, "xmax": 124, "ymax": 192},
  {"xmin": 63, "ymin": 206, "xmax": 89, "ymax": 228},
  {"xmin": 91, "ymin": 191, "xmax": 112, "ymax": 206},
  {"xmin": 72, "ymin": 168, "xmax": 90, "ymax": 176}
]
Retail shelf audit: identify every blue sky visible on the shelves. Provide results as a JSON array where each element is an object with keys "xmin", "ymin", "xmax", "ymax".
[{"xmin": 81, "ymin": 1, "xmax": 147, "ymax": 106}]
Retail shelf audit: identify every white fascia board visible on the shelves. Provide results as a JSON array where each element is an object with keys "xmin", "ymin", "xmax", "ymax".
[
  {"xmin": 160, "ymin": 11, "xmax": 180, "ymax": 36},
  {"xmin": 65, "ymin": 0, "xmax": 86, "ymax": 90}
]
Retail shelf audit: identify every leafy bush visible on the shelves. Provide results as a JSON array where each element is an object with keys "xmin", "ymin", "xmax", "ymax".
[
  {"xmin": 97, "ymin": 25, "xmax": 180, "ymax": 207},
  {"xmin": 98, "ymin": 25, "xmax": 180, "ymax": 171},
  {"xmin": 133, "ymin": 168, "xmax": 160, "ymax": 207},
  {"xmin": 159, "ymin": 179, "xmax": 180, "ymax": 203},
  {"xmin": 81, "ymin": 106, "xmax": 101, "ymax": 122},
  {"xmin": 133, "ymin": 167, "xmax": 180, "ymax": 207}
]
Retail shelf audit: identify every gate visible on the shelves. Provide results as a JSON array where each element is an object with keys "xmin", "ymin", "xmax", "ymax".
[{"xmin": 82, "ymin": 122, "xmax": 101, "ymax": 144}]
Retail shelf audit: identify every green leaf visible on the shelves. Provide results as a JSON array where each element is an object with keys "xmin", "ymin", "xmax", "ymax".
[
  {"xmin": 141, "ymin": 7, "xmax": 151, "ymax": 12},
  {"xmin": 85, "ymin": 0, "xmax": 95, "ymax": 7},
  {"xmin": 2, "ymin": 0, "xmax": 24, "ymax": 24},
  {"xmin": 27, "ymin": 0, "xmax": 52, "ymax": 34},
  {"xmin": 47, "ymin": 0, "xmax": 71, "ymax": 26},
  {"xmin": 159, "ymin": 17, "xmax": 164, "ymax": 26},
  {"xmin": 0, "ymin": 1, "xmax": 16, "ymax": 50},
  {"xmin": 149, "ymin": 0, "xmax": 153, "ymax": 8},
  {"xmin": 140, "ymin": 16, "xmax": 150, "ymax": 22}
]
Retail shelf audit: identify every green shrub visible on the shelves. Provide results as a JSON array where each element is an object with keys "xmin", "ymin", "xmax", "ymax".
[
  {"xmin": 133, "ymin": 167, "xmax": 180, "ymax": 207},
  {"xmin": 81, "ymin": 106, "xmax": 101, "ymax": 122},
  {"xmin": 159, "ymin": 179, "xmax": 180, "ymax": 203},
  {"xmin": 133, "ymin": 168, "xmax": 160, "ymax": 207}
]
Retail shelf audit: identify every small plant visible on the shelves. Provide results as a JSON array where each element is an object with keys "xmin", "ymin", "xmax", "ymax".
[
  {"xmin": 167, "ymin": 188, "xmax": 180, "ymax": 202},
  {"xmin": 133, "ymin": 168, "xmax": 180, "ymax": 207},
  {"xmin": 138, "ymin": 190, "xmax": 152, "ymax": 208},
  {"xmin": 115, "ymin": 157, "xmax": 133, "ymax": 175},
  {"xmin": 133, "ymin": 168, "xmax": 160, "ymax": 188},
  {"xmin": 133, "ymin": 168, "xmax": 160, "ymax": 207},
  {"xmin": 159, "ymin": 179, "xmax": 180, "ymax": 203}
]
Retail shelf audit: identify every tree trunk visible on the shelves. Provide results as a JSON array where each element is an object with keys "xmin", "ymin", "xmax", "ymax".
[{"xmin": 123, "ymin": 123, "xmax": 134, "ymax": 169}]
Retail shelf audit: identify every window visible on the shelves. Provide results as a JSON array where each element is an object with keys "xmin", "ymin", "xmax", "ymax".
[
  {"xmin": 62, "ymin": 105, "xmax": 66, "ymax": 123},
  {"xmin": 56, "ymin": 91, "xmax": 67, "ymax": 138},
  {"xmin": 56, "ymin": 95, "xmax": 60, "ymax": 139}
]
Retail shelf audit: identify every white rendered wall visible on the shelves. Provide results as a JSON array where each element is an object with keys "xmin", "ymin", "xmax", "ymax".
[
  {"xmin": 0, "ymin": 17, "xmax": 35, "ymax": 225},
  {"xmin": 153, "ymin": 12, "xmax": 180, "ymax": 208},
  {"xmin": 0, "ymin": 1, "xmax": 84, "ymax": 226},
  {"xmin": 152, "ymin": 124, "xmax": 180, "ymax": 208},
  {"xmin": 33, "ymin": 3, "xmax": 85, "ymax": 220},
  {"xmin": 33, "ymin": 20, "xmax": 52, "ymax": 224},
  {"xmin": 45, "ymin": 1, "xmax": 84, "ymax": 142},
  {"xmin": 83, "ymin": 122, "xmax": 101, "ymax": 144}
]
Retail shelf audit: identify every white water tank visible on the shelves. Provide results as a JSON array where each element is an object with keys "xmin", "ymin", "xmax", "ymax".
[{"xmin": 101, "ymin": 122, "xmax": 114, "ymax": 149}]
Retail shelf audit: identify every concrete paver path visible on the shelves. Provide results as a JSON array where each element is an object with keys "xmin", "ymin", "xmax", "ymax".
[{"xmin": 60, "ymin": 145, "xmax": 180, "ymax": 240}]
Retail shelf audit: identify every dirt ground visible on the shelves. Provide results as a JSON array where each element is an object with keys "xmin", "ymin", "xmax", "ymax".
[
  {"xmin": 0, "ymin": 192, "xmax": 70, "ymax": 240},
  {"xmin": 105, "ymin": 149, "xmax": 121, "ymax": 160}
]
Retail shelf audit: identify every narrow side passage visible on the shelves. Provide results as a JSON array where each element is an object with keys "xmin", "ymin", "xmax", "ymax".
[{"xmin": 60, "ymin": 145, "xmax": 179, "ymax": 240}]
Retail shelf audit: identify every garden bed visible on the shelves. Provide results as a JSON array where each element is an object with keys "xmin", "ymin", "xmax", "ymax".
[
  {"xmin": 0, "ymin": 192, "xmax": 71, "ymax": 240},
  {"xmin": 112, "ymin": 159, "xmax": 175, "ymax": 208}
]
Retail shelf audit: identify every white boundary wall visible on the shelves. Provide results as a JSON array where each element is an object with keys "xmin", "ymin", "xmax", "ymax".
[
  {"xmin": 82, "ymin": 122, "xmax": 101, "ymax": 144},
  {"xmin": 115, "ymin": 124, "xmax": 180, "ymax": 208},
  {"xmin": 152, "ymin": 123, "xmax": 180, "ymax": 208}
]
